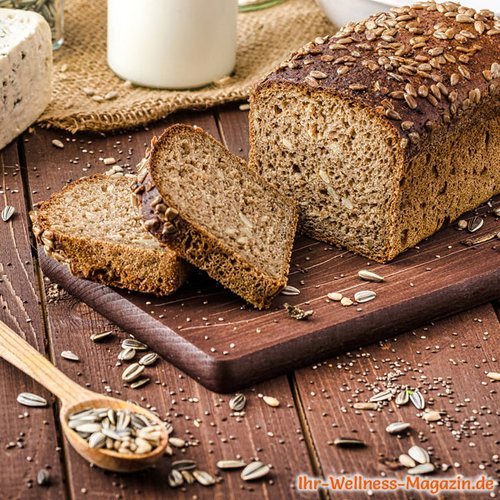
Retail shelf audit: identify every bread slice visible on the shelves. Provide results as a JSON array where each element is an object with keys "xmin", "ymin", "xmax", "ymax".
[
  {"xmin": 136, "ymin": 124, "xmax": 298, "ymax": 309},
  {"xmin": 32, "ymin": 174, "xmax": 189, "ymax": 296}
]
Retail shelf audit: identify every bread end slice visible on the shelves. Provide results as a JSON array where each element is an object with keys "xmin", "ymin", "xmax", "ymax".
[{"xmin": 33, "ymin": 174, "xmax": 189, "ymax": 296}]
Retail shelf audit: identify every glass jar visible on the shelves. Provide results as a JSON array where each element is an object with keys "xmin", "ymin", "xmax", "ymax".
[
  {"xmin": 1, "ymin": 0, "xmax": 64, "ymax": 49},
  {"xmin": 107, "ymin": 0, "xmax": 238, "ymax": 89}
]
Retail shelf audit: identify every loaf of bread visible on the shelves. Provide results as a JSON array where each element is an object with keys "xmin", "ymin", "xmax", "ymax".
[
  {"xmin": 32, "ymin": 174, "xmax": 190, "ymax": 295},
  {"xmin": 249, "ymin": 1, "xmax": 499, "ymax": 262},
  {"xmin": 135, "ymin": 124, "xmax": 298, "ymax": 309}
]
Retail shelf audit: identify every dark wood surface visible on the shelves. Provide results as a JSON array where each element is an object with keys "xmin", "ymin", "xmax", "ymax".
[{"xmin": 0, "ymin": 103, "xmax": 498, "ymax": 499}]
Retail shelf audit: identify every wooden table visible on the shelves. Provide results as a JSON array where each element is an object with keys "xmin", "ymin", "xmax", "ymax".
[{"xmin": 0, "ymin": 104, "xmax": 498, "ymax": 499}]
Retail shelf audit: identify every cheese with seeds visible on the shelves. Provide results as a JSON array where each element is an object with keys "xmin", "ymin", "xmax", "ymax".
[{"xmin": 0, "ymin": 9, "xmax": 52, "ymax": 150}]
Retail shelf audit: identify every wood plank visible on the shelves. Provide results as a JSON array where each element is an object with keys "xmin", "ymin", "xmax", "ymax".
[
  {"xmin": 24, "ymin": 112, "xmax": 316, "ymax": 498},
  {"xmin": 294, "ymin": 303, "xmax": 500, "ymax": 499},
  {"xmin": 0, "ymin": 141, "xmax": 66, "ymax": 498}
]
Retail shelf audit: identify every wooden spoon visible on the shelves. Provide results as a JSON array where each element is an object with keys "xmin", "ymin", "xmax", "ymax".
[{"xmin": 0, "ymin": 320, "xmax": 168, "ymax": 472}]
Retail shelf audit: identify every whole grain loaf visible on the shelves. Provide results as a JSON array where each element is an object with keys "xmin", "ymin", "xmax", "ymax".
[
  {"xmin": 135, "ymin": 124, "xmax": 298, "ymax": 309},
  {"xmin": 32, "ymin": 174, "xmax": 189, "ymax": 295},
  {"xmin": 249, "ymin": 1, "xmax": 500, "ymax": 262}
]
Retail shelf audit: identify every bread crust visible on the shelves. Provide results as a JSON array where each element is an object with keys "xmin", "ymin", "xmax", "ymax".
[
  {"xmin": 136, "ymin": 124, "xmax": 298, "ymax": 309},
  {"xmin": 33, "ymin": 174, "xmax": 189, "ymax": 296}
]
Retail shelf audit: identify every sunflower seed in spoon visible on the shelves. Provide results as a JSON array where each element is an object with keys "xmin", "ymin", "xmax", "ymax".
[
  {"xmin": 354, "ymin": 290, "xmax": 376, "ymax": 303},
  {"xmin": 408, "ymin": 445, "xmax": 430, "ymax": 464},
  {"xmin": 75, "ymin": 423, "xmax": 102, "ymax": 434},
  {"xmin": 358, "ymin": 269, "xmax": 385, "ymax": 282},
  {"xmin": 386, "ymin": 422, "xmax": 411, "ymax": 434},
  {"xmin": 395, "ymin": 389, "xmax": 409, "ymax": 406},
  {"xmin": 193, "ymin": 470, "xmax": 216, "ymax": 486},
  {"xmin": 241, "ymin": 461, "xmax": 270, "ymax": 481},
  {"xmin": 409, "ymin": 389, "xmax": 425, "ymax": 410},
  {"xmin": 281, "ymin": 285, "xmax": 300, "ymax": 296},
  {"xmin": 407, "ymin": 463, "xmax": 435, "ymax": 475},
  {"xmin": 17, "ymin": 392, "xmax": 48, "ymax": 407},
  {"xmin": 217, "ymin": 459, "xmax": 247, "ymax": 470},
  {"xmin": 61, "ymin": 350, "xmax": 80, "ymax": 362},
  {"xmin": 399, "ymin": 454, "xmax": 416, "ymax": 468},
  {"xmin": 88, "ymin": 431, "xmax": 106, "ymax": 449},
  {"xmin": 1, "ymin": 205, "xmax": 15, "ymax": 222},
  {"xmin": 369, "ymin": 389, "xmax": 393, "ymax": 402},
  {"xmin": 139, "ymin": 352, "xmax": 159, "ymax": 366},
  {"xmin": 229, "ymin": 393, "xmax": 246, "ymax": 411}
]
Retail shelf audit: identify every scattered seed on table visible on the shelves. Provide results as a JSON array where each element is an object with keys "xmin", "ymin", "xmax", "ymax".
[
  {"xmin": 386, "ymin": 422, "xmax": 411, "ymax": 434},
  {"xmin": 333, "ymin": 437, "xmax": 366, "ymax": 448},
  {"xmin": 193, "ymin": 470, "xmax": 216, "ymax": 486},
  {"xmin": 118, "ymin": 348, "xmax": 136, "ymax": 361},
  {"xmin": 121, "ymin": 338, "xmax": 148, "ymax": 350},
  {"xmin": 263, "ymin": 396, "xmax": 280, "ymax": 408},
  {"xmin": 395, "ymin": 390, "xmax": 409, "ymax": 405},
  {"xmin": 408, "ymin": 463, "xmax": 435, "ymax": 475},
  {"xmin": 172, "ymin": 459, "xmax": 197, "ymax": 471},
  {"xmin": 130, "ymin": 377, "xmax": 150, "ymax": 389},
  {"xmin": 90, "ymin": 330, "xmax": 114, "ymax": 342},
  {"xmin": 422, "ymin": 410, "xmax": 441, "ymax": 422},
  {"xmin": 340, "ymin": 297, "xmax": 353, "ymax": 307},
  {"xmin": 61, "ymin": 350, "xmax": 80, "ymax": 362},
  {"xmin": 139, "ymin": 352, "xmax": 159, "ymax": 366},
  {"xmin": 353, "ymin": 402, "xmax": 377, "ymax": 410},
  {"xmin": 369, "ymin": 389, "xmax": 393, "ymax": 402},
  {"xmin": 169, "ymin": 437, "xmax": 186, "ymax": 448},
  {"xmin": 354, "ymin": 290, "xmax": 376, "ymax": 303},
  {"xmin": 457, "ymin": 219, "xmax": 468, "ymax": 229},
  {"xmin": 408, "ymin": 445, "xmax": 430, "ymax": 464},
  {"xmin": 103, "ymin": 157, "xmax": 116, "ymax": 165},
  {"xmin": 486, "ymin": 372, "xmax": 500, "ymax": 381},
  {"xmin": 229, "ymin": 393, "xmax": 246, "ymax": 411},
  {"xmin": 467, "ymin": 216, "xmax": 483, "ymax": 233},
  {"xmin": 327, "ymin": 292, "xmax": 343, "ymax": 301},
  {"xmin": 358, "ymin": 269, "xmax": 385, "ymax": 282},
  {"xmin": 399, "ymin": 454, "xmax": 416, "ymax": 468},
  {"xmin": 409, "ymin": 389, "xmax": 425, "ymax": 410},
  {"xmin": 51, "ymin": 139, "xmax": 64, "ymax": 149},
  {"xmin": 217, "ymin": 459, "xmax": 246, "ymax": 470},
  {"xmin": 1, "ymin": 205, "xmax": 15, "ymax": 222},
  {"xmin": 241, "ymin": 461, "xmax": 270, "ymax": 481},
  {"xmin": 17, "ymin": 392, "xmax": 48, "ymax": 407},
  {"xmin": 168, "ymin": 469, "xmax": 184, "ymax": 488},
  {"xmin": 281, "ymin": 285, "xmax": 300, "ymax": 296},
  {"xmin": 122, "ymin": 363, "xmax": 145, "ymax": 382},
  {"xmin": 36, "ymin": 468, "xmax": 50, "ymax": 486}
]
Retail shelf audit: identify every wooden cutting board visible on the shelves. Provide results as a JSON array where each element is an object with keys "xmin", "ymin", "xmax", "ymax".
[{"xmin": 41, "ymin": 197, "xmax": 500, "ymax": 393}]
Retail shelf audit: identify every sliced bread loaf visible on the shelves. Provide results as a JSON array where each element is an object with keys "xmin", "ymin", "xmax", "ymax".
[
  {"xmin": 135, "ymin": 124, "xmax": 298, "ymax": 309},
  {"xmin": 32, "ymin": 174, "xmax": 189, "ymax": 296}
]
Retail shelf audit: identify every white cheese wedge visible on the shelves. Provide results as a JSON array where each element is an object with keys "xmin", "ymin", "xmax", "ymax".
[{"xmin": 0, "ymin": 8, "xmax": 52, "ymax": 151}]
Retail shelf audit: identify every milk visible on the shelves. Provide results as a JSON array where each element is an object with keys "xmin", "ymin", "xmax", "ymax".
[{"xmin": 107, "ymin": 0, "xmax": 238, "ymax": 89}]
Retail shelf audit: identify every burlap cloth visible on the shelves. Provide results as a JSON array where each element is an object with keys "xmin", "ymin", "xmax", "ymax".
[{"xmin": 39, "ymin": 0, "xmax": 334, "ymax": 132}]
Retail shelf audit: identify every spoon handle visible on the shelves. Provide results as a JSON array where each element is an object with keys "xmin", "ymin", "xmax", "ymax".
[{"xmin": 0, "ymin": 320, "xmax": 92, "ymax": 406}]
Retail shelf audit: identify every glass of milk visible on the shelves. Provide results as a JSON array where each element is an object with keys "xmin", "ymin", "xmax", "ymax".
[{"xmin": 107, "ymin": 0, "xmax": 238, "ymax": 89}]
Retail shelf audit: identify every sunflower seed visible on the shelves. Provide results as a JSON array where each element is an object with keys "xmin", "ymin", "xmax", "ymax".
[
  {"xmin": 172, "ymin": 459, "xmax": 197, "ymax": 471},
  {"xmin": 36, "ymin": 468, "xmax": 50, "ymax": 486},
  {"xmin": 487, "ymin": 372, "xmax": 500, "ymax": 381},
  {"xmin": 409, "ymin": 389, "xmax": 425, "ymax": 410},
  {"xmin": 69, "ymin": 408, "xmax": 95, "ymax": 420},
  {"xmin": 17, "ymin": 392, "xmax": 48, "ymax": 407},
  {"xmin": 135, "ymin": 437, "xmax": 153, "ymax": 454},
  {"xmin": 75, "ymin": 423, "xmax": 102, "ymax": 433},
  {"xmin": 139, "ymin": 352, "xmax": 159, "ymax": 366},
  {"xmin": 408, "ymin": 445, "xmax": 430, "ymax": 464},
  {"xmin": 333, "ymin": 437, "xmax": 366, "ymax": 448},
  {"xmin": 263, "ymin": 396, "xmax": 280, "ymax": 408},
  {"xmin": 241, "ymin": 461, "xmax": 271, "ymax": 481},
  {"xmin": 88, "ymin": 431, "xmax": 106, "ymax": 449},
  {"xmin": 422, "ymin": 411, "xmax": 441, "ymax": 422},
  {"xmin": 327, "ymin": 292, "xmax": 343, "ymax": 301},
  {"xmin": 168, "ymin": 469, "xmax": 184, "ymax": 488},
  {"xmin": 229, "ymin": 393, "xmax": 246, "ymax": 411},
  {"xmin": 121, "ymin": 338, "xmax": 148, "ymax": 350},
  {"xmin": 457, "ymin": 219, "xmax": 468, "ymax": 229},
  {"xmin": 340, "ymin": 297, "xmax": 353, "ymax": 307},
  {"xmin": 51, "ymin": 139, "xmax": 64, "ymax": 149},
  {"xmin": 90, "ymin": 330, "xmax": 114, "ymax": 342},
  {"xmin": 408, "ymin": 463, "xmax": 435, "ymax": 475},
  {"xmin": 118, "ymin": 348, "xmax": 136, "ymax": 361},
  {"xmin": 168, "ymin": 437, "xmax": 186, "ymax": 448},
  {"xmin": 1, "ymin": 205, "xmax": 15, "ymax": 222},
  {"xmin": 386, "ymin": 422, "xmax": 411, "ymax": 434},
  {"xmin": 494, "ymin": 207, "xmax": 500, "ymax": 217},
  {"xmin": 122, "ymin": 363, "xmax": 145, "ymax": 382},
  {"xmin": 217, "ymin": 459, "xmax": 247, "ymax": 470},
  {"xmin": 369, "ymin": 389, "xmax": 393, "ymax": 402},
  {"xmin": 395, "ymin": 390, "xmax": 409, "ymax": 406},
  {"xmin": 399, "ymin": 454, "xmax": 416, "ymax": 468},
  {"xmin": 61, "ymin": 350, "xmax": 80, "ymax": 362},
  {"xmin": 193, "ymin": 470, "xmax": 216, "ymax": 486},
  {"xmin": 181, "ymin": 470, "xmax": 195, "ymax": 484},
  {"xmin": 130, "ymin": 378, "xmax": 150, "ymax": 389},
  {"xmin": 467, "ymin": 216, "xmax": 483, "ymax": 233},
  {"xmin": 281, "ymin": 285, "xmax": 301, "ymax": 296},
  {"xmin": 354, "ymin": 290, "xmax": 376, "ymax": 303},
  {"xmin": 358, "ymin": 270, "xmax": 385, "ymax": 282},
  {"xmin": 353, "ymin": 402, "xmax": 378, "ymax": 410}
]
